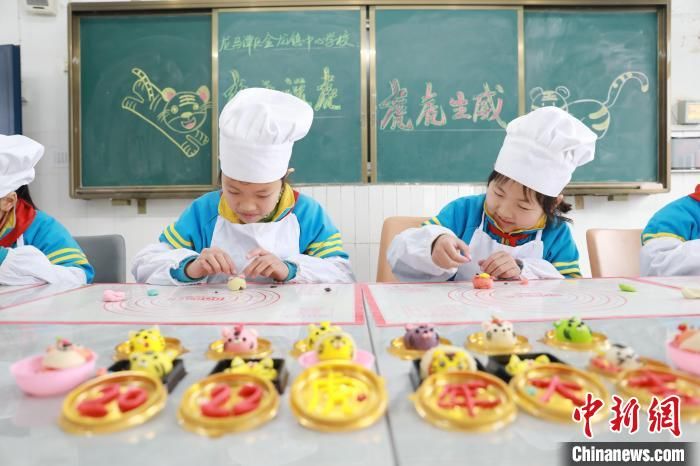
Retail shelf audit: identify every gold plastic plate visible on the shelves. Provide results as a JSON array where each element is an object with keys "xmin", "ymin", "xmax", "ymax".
[
  {"xmin": 541, "ymin": 330, "xmax": 609, "ymax": 352},
  {"xmin": 588, "ymin": 356, "xmax": 668, "ymax": 380},
  {"xmin": 289, "ymin": 361, "xmax": 387, "ymax": 432},
  {"xmin": 59, "ymin": 371, "xmax": 167, "ymax": 435},
  {"xmin": 465, "ymin": 332, "xmax": 531, "ymax": 356},
  {"xmin": 510, "ymin": 363, "xmax": 609, "ymax": 423},
  {"xmin": 178, "ymin": 372, "xmax": 279, "ymax": 437},
  {"xmin": 412, "ymin": 371, "xmax": 516, "ymax": 432},
  {"xmin": 616, "ymin": 367, "xmax": 700, "ymax": 422},
  {"xmin": 387, "ymin": 336, "xmax": 452, "ymax": 360}
]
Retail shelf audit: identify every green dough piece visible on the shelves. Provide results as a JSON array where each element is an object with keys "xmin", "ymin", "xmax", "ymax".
[
  {"xmin": 553, "ymin": 317, "xmax": 593, "ymax": 344},
  {"xmin": 618, "ymin": 283, "xmax": 637, "ymax": 292}
]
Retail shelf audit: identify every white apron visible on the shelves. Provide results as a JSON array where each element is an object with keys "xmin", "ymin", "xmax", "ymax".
[
  {"xmin": 209, "ymin": 214, "xmax": 300, "ymax": 283},
  {"xmin": 455, "ymin": 213, "xmax": 544, "ymax": 281}
]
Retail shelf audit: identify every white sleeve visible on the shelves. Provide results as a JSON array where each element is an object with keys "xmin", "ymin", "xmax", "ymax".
[
  {"xmin": 387, "ymin": 225, "xmax": 458, "ymax": 282},
  {"xmin": 640, "ymin": 237, "xmax": 700, "ymax": 276},
  {"xmin": 286, "ymin": 255, "xmax": 355, "ymax": 284},
  {"xmin": 131, "ymin": 242, "xmax": 200, "ymax": 285},
  {"xmin": 518, "ymin": 258, "xmax": 565, "ymax": 280},
  {"xmin": 0, "ymin": 246, "xmax": 87, "ymax": 287}
]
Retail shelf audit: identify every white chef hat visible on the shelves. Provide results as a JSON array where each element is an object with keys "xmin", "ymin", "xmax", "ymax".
[
  {"xmin": 218, "ymin": 88, "xmax": 313, "ymax": 183},
  {"xmin": 0, "ymin": 134, "xmax": 44, "ymax": 198},
  {"xmin": 494, "ymin": 107, "xmax": 597, "ymax": 197}
]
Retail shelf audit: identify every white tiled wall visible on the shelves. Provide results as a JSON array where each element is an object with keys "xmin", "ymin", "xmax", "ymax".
[
  {"xmin": 3, "ymin": 0, "xmax": 700, "ymax": 283},
  {"xmin": 294, "ymin": 184, "xmax": 489, "ymax": 282}
]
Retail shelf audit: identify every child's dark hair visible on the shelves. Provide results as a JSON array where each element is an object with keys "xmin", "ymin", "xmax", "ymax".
[
  {"xmin": 487, "ymin": 171, "xmax": 572, "ymax": 224},
  {"xmin": 15, "ymin": 185, "xmax": 37, "ymax": 209}
]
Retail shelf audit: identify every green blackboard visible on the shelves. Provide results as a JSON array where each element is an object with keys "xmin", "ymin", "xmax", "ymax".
[
  {"xmin": 216, "ymin": 8, "xmax": 364, "ymax": 183},
  {"xmin": 373, "ymin": 8, "xmax": 520, "ymax": 182},
  {"xmin": 525, "ymin": 11, "xmax": 659, "ymax": 183},
  {"xmin": 79, "ymin": 14, "xmax": 215, "ymax": 190},
  {"xmin": 70, "ymin": 3, "xmax": 667, "ymax": 195}
]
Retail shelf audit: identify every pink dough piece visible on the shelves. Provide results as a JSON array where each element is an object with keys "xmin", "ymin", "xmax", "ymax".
[{"xmin": 103, "ymin": 290, "xmax": 126, "ymax": 302}]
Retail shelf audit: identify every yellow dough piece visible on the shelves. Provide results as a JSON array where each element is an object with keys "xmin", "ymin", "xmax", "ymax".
[
  {"xmin": 227, "ymin": 276, "xmax": 247, "ymax": 291},
  {"xmin": 681, "ymin": 288, "xmax": 700, "ymax": 299}
]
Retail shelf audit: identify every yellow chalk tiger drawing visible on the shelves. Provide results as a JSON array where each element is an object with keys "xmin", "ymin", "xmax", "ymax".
[
  {"xmin": 121, "ymin": 68, "xmax": 211, "ymax": 157},
  {"xmin": 529, "ymin": 71, "xmax": 649, "ymax": 139}
]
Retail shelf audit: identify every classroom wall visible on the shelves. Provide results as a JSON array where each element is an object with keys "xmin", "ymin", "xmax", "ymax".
[{"xmin": 2, "ymin": 0, "xmax": 699, "ymax": 282}]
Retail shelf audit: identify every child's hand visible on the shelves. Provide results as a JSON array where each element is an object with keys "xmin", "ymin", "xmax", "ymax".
[
  {"xmin": 479, "ymin": 251, "xmax": 520, "ymax": 280},
  {"xmin": 431, "ymin": 234, "xmax": 471, "ymax": 269},
  {"xmin": 243, "ymin": 248, "xmax": 289, "ymax": 282},
  {"xmin": 185, "ymin": 247, "xmax": 236, "ymax": 279}
]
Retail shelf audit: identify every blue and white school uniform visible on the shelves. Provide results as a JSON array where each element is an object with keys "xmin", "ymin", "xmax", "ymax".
[
  {"xmin": 132, "ymin": 184, "xmax": 353, "ymax": 285},
  {"xmin": 388, "ymin": 194, "xmax": 581, "ymax": 282},
  {"xmin": 0, "ymin": 134, "xmax": 93, "ymax": 287},
  {"xmin": 389, "ymin": 106, "xmax": 596, "ymax": 283},
  {"xmin": 640, "ymin": 184, "xmax": 700, "ymax": 276}
]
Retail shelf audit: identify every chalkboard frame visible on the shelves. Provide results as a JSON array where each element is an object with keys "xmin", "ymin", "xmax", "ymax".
[
  {"xmin": 212, "ymin": 6, "xmax": 368, "ymax": 184},
  {"xmin": 369, "ymin": 3, "xmax": 670, "ymax": 194},
  {"xmin": 68, "ymin": 1, "xmax": 670, "ymax": 198},
  {"xmin": 525, "ymin": 6, "xmax": 669, "ymax": 195},
  {"xmin": 69, "ymin": 7, "xmax": 220, "ymax": 199},
  {"xmin": 369, "ymin": 5, "xmax": 525, "ymax": 185}
]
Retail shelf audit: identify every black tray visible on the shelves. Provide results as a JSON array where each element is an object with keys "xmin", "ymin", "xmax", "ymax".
[
  {"xmin": 484, "ymin": 352, "xmax": 565, "ymax": 383},
  {"xmin": 209, "ymin": 358, "xmax": 289, "ymax": 394},
  {"xmin": 108, "ymin": 358, "xmax": 186, "ymax": 393}
]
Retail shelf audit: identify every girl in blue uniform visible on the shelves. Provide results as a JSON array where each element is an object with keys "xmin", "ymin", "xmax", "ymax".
[
  {"xmin": 0, "ymin": 135, "xmax": 94, "ymax": 286},
  {"xmin": 132, "ymin": 88, "xmax": 354, "ymax": 285},
  {"xmin": 388, "ymin": 107, "xmax": 596, "ymax": 282},
  {"xmin": 640, "ymin": 184, "xmax": 700, "ymax": 276}
]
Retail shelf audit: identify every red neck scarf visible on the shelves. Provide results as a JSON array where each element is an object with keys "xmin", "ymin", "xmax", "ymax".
[
  {"xmin": 486, "ymin": 221, "xmax": 531, "ymax": 247},
  {"xmin": 690, "ymin": 184, "xmax": 700, "ymax": 202},
  {"xmin": 0, "ymin": 199, "xmax": 36, "ymax": 247}
]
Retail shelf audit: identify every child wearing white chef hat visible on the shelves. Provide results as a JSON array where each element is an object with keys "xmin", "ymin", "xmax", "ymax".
[
  {"xmin": 133, "ymin": 88, "xmax": 354, "ymax": 285},
  {"xmin": 389, "ymin": 106, "xmax": 597, "ymax": 282},
  {"xmin": 0, "ymin": 134, "xmax": 94, "ymax": 286}
]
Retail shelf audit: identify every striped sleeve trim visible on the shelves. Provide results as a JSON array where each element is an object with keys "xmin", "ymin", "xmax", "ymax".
[
  {"xmin": 168, "ymin": 224, "xmax": 193, "ymax": 247},
  {"xmin": 308, "ymin": 239, "xmax": 343, "ymax": 255},
  {"xmin": 306, "ymin": 233, "xmax": 341, "ymax": 252},
  {"xmin": 552, "ymin": 260, "xmax": 579, "ymax": 268},
  {"xmin": 422, "ymin": 216, "xmax": 441, "ymax": 226},
  {"xmin": 47, "ymin": 249, "xmax": 88, "ymax": 265},
  {"xmin": 46, "ymin": 248, "xmax": 83, "ymax": 260},
  {"xmin": 641, "ymin": 232, "xmax": 685, "ymax": 245},
  {"xmin": 162, "ymin": 223, "xmax": 192, "ymax": 249},
  {"xmin": 557, "ymin": 267, "xmax": 581, "ymax": 275},
  {"xmin": 314, "ymin": 246, "xmax": 346, "ymax": 258}
]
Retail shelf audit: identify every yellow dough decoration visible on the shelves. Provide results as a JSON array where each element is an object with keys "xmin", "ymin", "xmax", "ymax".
[
  {"xmin": 305, "ymin": 321, "xmax": 341, "ymax": 349},
  {"xmin": 315, "ymin": 332, "xmax": 356, "ymax": 361},
  {"xmin": 128, "ymin": 326, "xmax": 166, "ymax": 353},
  {"xmin": 681, "ymin": 288, "xmax": 700, "ymax": 299},
  {"xmin": 226, "ymin": 357, "xmax": 278, "ymax": 381},
  {"xmin": 419, "ymin": 345, "xmax": 476, "ymax": 378},
  {"xmin": 505, "ymin": 354, "xmax": 551, "ymax": 376},
  {"xmin": 227, "ymin": 276, "xmax": 247, "ymax": 291},
  {"xmin": 129, "ymin": 350, "xmax": 176, "ymax": 378}
]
